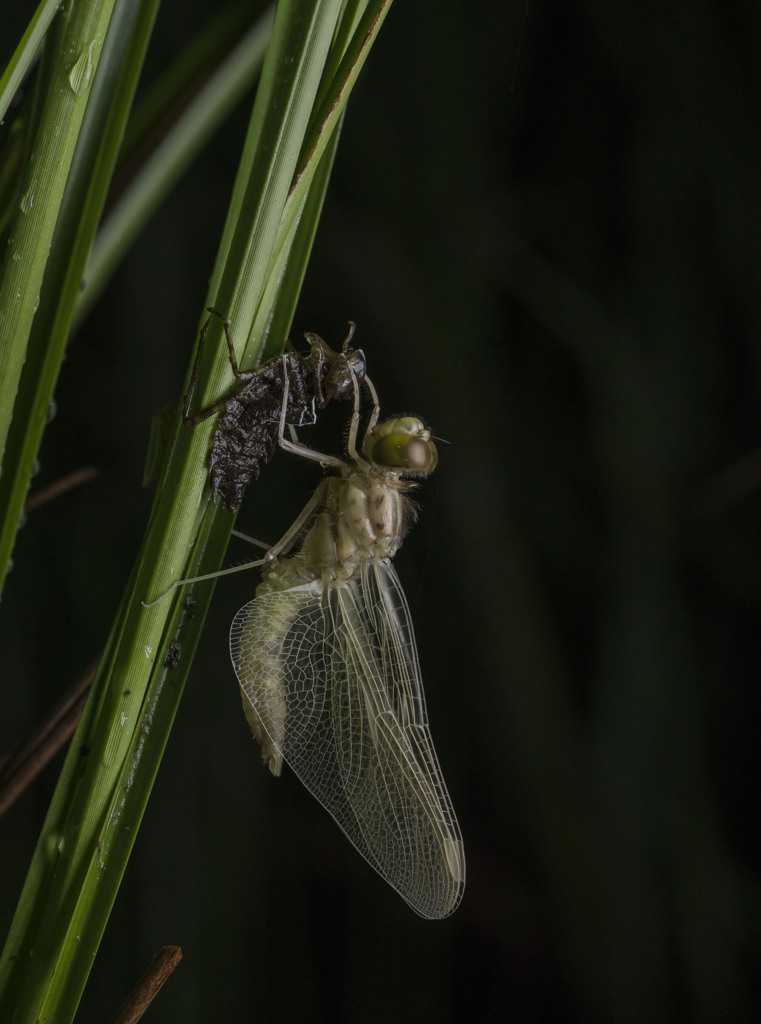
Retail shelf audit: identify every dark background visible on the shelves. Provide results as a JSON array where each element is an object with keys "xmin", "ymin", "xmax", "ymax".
[{"xmin": 2, "ymin": 0, "xmax": 760, "ymax": 1021}]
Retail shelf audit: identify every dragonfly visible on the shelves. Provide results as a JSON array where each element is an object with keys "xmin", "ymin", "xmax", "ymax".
[
  {"xmin": 151, "ymin": 340, "xmax": 465, "ymax": 919},
  {"xmin": 182, "ymin": 308, "xmax": 366, "ymax": 511}
]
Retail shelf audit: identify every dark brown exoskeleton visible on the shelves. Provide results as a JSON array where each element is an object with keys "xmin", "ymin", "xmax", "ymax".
[{"xmin": 183, "ymin": 308, "xmax": 367, "ymax": 511}]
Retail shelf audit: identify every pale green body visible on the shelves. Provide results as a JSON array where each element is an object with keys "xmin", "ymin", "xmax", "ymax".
[{"xmin": 229, "ymin": 417, "xmax": 466, "ymax": 919}]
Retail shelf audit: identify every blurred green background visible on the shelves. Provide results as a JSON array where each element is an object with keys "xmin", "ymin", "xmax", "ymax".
[{"xmin": 1, "ymin": 0, "xmax": 760, "ymax": 1021}]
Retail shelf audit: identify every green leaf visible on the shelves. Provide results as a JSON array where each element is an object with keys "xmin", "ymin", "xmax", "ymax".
[
  {"xmin": 0, "ymin": 0, "xmax": 62, "ymax": 126},
  {"xmin": 77, "ymin": 4, "xmax": 274, "ymax": 325},
  {"xmin": 0, "ymin": 0, "xmax": 118, "ymax": 471},
  {"xmin": 0, "ymin": 1, "xmax": 393, "ymax": 1020},
  {"xmin": 0, "ymin": 0, "xmax": 124, "ymax": 600}
]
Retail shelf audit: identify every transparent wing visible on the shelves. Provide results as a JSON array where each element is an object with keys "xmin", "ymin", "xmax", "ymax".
[{"xmin": 230, "ymin": 560, "xmax": 465, "ymax": 919}]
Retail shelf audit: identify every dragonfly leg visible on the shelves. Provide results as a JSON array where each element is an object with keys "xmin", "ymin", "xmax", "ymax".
[
  {"xmin": 264, "ymin": 477, "xmax": 329, "ymax": 561},
  {"xmin": 142, "ymin": 555, "xmax": 268, "ymax": 608},
  {"xmin": 230, "ymin": 529, "xmax": 270, "ymax": 550},
  {"xmin": 276, "ymin": 355, "xmax": 344, "ymax": 468},
  {"xmin": 362, "ymin": 373, "xmax": 381, "ymax": 438},
  {"xmin": 346, "ymin": 366, "xmax": 372, "ymax": 470}
]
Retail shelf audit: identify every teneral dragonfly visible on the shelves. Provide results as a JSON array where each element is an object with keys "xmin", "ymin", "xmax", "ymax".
[
  {"xmin": 149, "ymin": 334, "xmax": 465, "ymax": 919},
  {"xmin": 227, "ymin": 358, "xmax": 465, "ymax": 919}
]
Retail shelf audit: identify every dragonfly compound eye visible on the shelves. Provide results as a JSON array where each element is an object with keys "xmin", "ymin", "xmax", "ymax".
[{"xmin": 365, "ymin": 418, "xmax": 438, "ymax": 474}]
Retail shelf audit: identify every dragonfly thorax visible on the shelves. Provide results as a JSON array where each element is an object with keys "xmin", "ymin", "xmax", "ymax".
[{"xmin": 296, "ymin": 472, "xmax": 410, "ymax": 584}]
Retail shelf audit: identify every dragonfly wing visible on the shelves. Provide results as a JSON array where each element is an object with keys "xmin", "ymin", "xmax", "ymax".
[
  {"xmin": 328, "ymin": 560, "xmax": 465, "ymax": 918},
  {"xmin": 230, "ymin": 562, "xmax": 465, "ymax": 920},
  {"xmin": 230, "ymin": 579, "xmax": 324, "ymax": 777}
]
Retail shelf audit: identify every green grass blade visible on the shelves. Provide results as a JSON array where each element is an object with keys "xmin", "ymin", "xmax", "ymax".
[
  {"xmin": 0, "ymin": 0, "xmax": 163, "ymax": 604},
  {"xmin": 0, "ymin": 0, "xmax": 118, "ymax": 471},
  {"xmin": 263, "ymin": 0, "xmax": 393, "ymax": 315},
  {"xmin": 0, "ymin": 1, "xmax": 391, "ymax": 1020},
  {"xmin": 77, "ymin": 5, "xmax": 274, "ymax": 325},
  {"xmin": 0, "ymin": 0, "xmax": 61, "ymax": 125},
  {"xmin": 259, "ymin": 113, "xmax": 344, "ymax": 361}
]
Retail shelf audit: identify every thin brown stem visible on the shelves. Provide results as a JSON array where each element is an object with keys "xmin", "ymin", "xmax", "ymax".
[
  {"xmin": 0, "ymin": 658, "xmax": 98, "ymax": 817},
  {"xmin": 24, "ymin": 465, "xmax": 98, "ymax": 512},
  {"xmin": 109, "ymin": 946, "xmax": 184, "ymax": 1024}
]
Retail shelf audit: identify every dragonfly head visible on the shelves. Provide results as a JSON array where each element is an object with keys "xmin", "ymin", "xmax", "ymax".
[{"xmin": 363, "ymin": 417, "xmax": 438, "ymax": 476}]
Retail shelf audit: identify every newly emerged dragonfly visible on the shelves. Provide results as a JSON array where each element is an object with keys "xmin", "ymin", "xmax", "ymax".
[
  {"xmin": 152, "ymin": 341, "xmax": 465, "ymax": 919},
  {"xmin": 183, "ymin": 308, "xmax": 366, "ymax": 511}
]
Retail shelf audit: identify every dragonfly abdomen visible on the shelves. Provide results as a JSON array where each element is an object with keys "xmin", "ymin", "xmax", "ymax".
[{"xmin": 231, "ymin": 581, "xmax": 320, "ymax": 776}]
